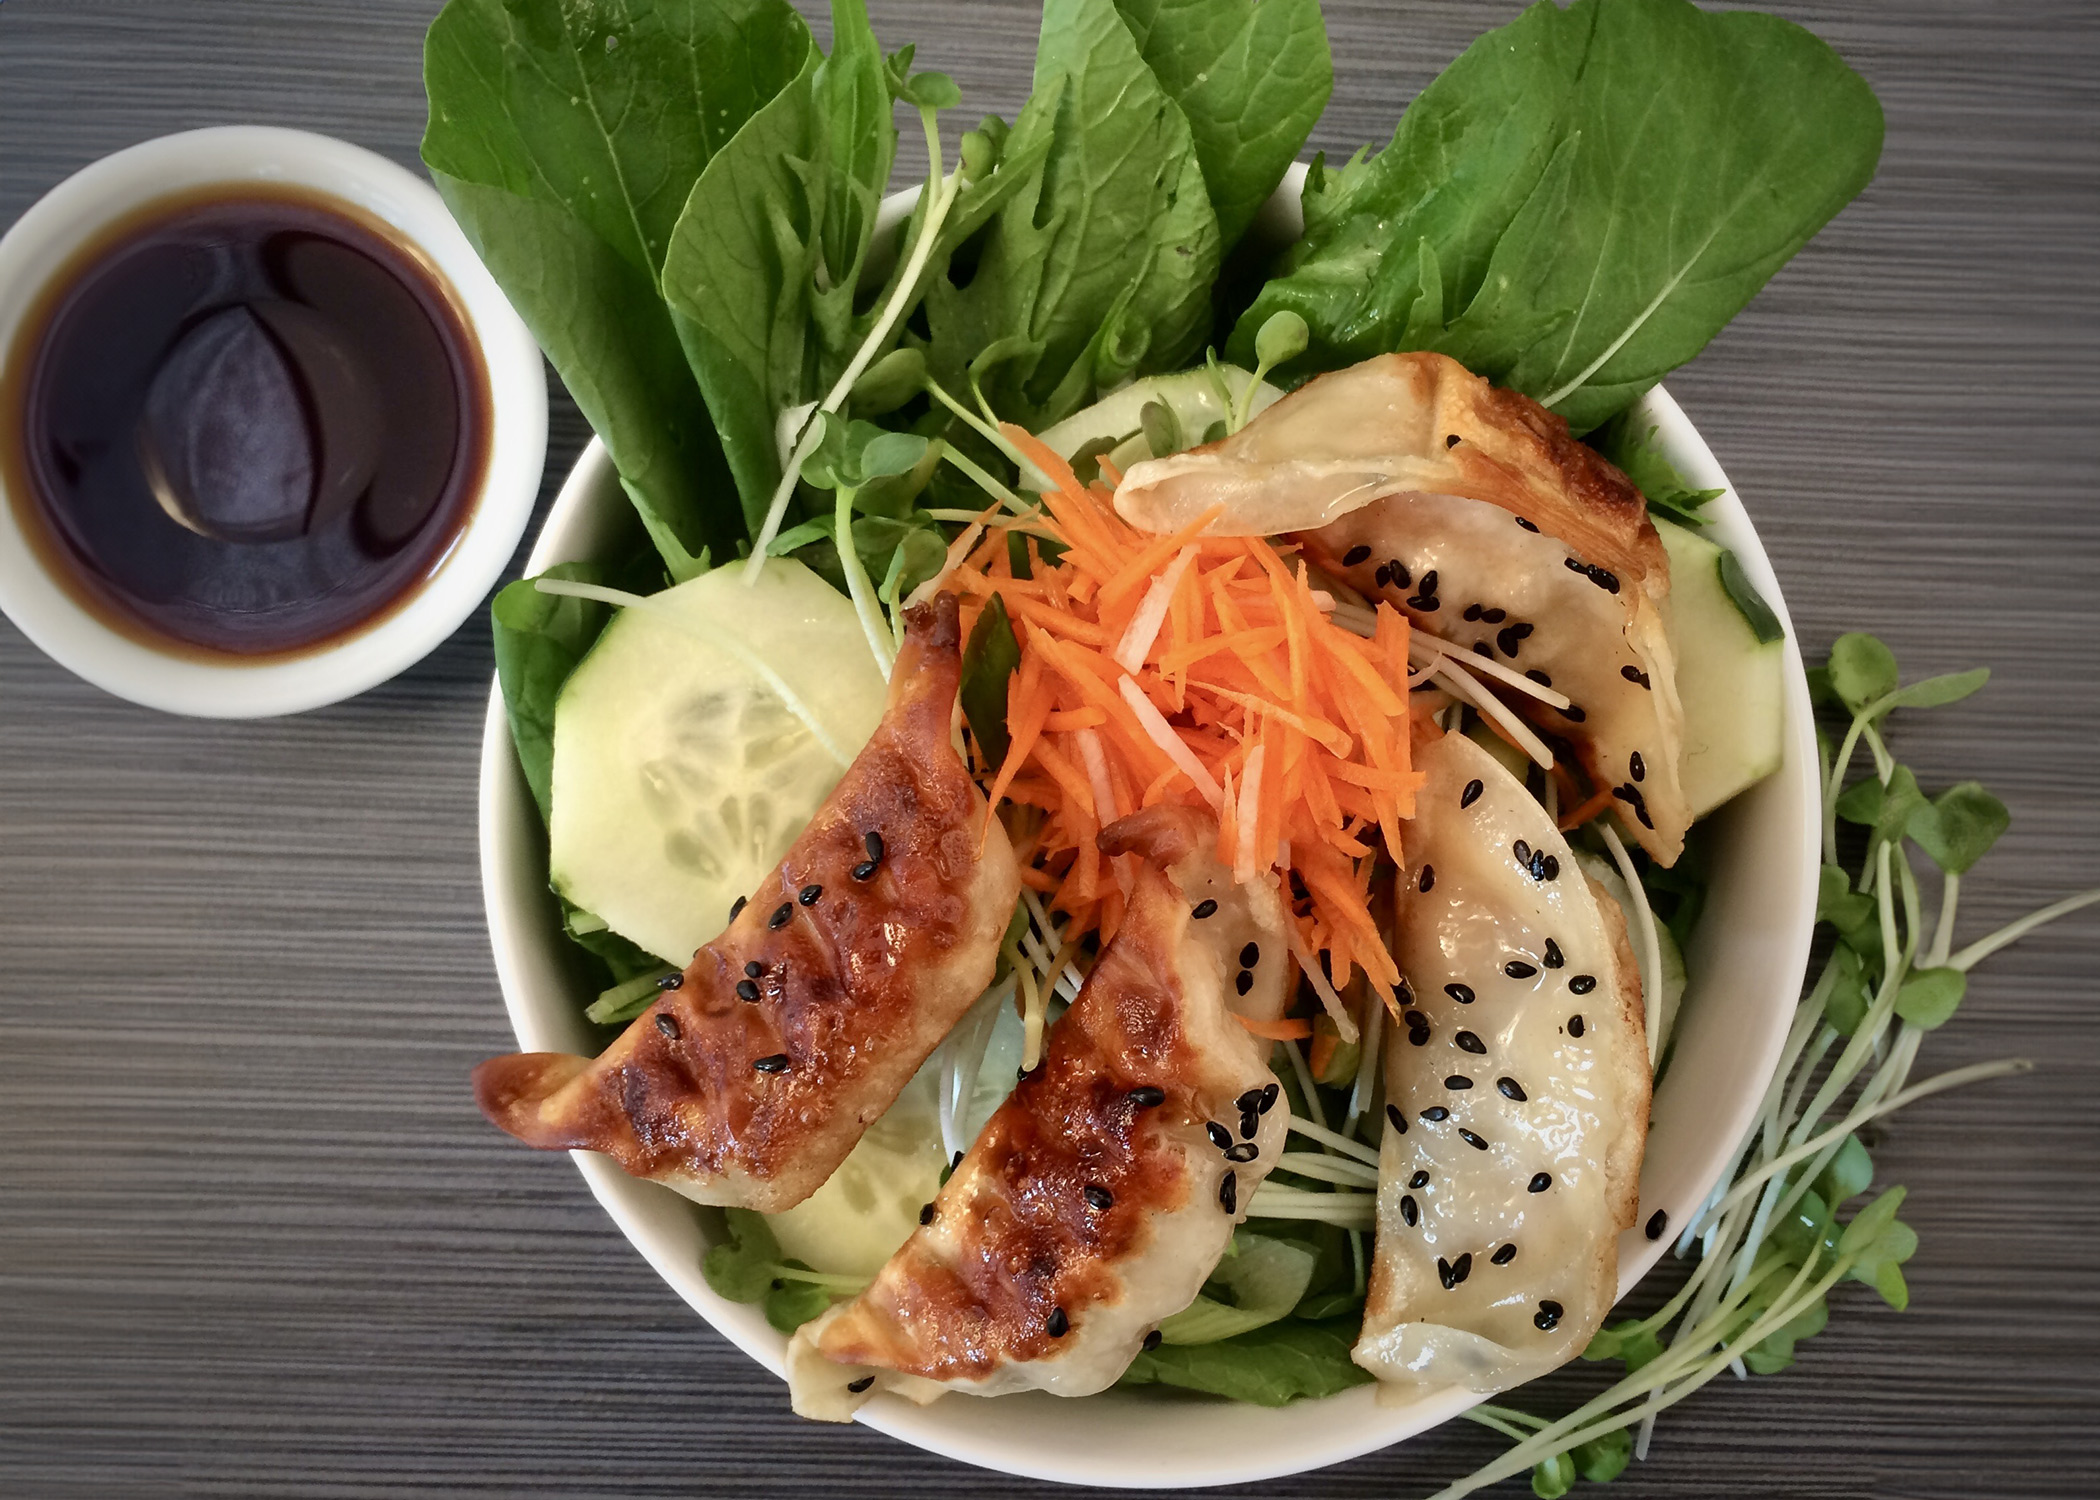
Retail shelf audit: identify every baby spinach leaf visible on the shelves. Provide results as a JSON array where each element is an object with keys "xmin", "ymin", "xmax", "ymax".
[
  {"xmin": 1158, "ymin": 1234, "xmax": 1319, "ymax": 1345},
  {"xmin": 924, "ymin": 0, "xmax": 1222, "ymax": 428},
  {"xmin": 490, "ymin": 561, "xmax": 612, "ymax": 823},
  {"xmin": 1590, "ymin": 408, "xmax": 1723, "ymax": 526},
  {"xmin": 423, "ymin": 0, "xmax": 811, "ymax": 564},
  {"xmin": 1113, "ymin": 0, "xmax": 1333, "ymax": 248},
  {"xmin": 1236, "ymin": 0, "xmax": 1882, "ymax": 434},
  {"xmin": 1117, "ymin": 1315, "xmax": 1373, "ymax": 1406},
  {"xmin": 1430, "ymin": 0, "xmax": 1884, "ymax": 431},
  {"xmin": 961, "ymin": 594, "xmax": 1021, "ymax": 770}
]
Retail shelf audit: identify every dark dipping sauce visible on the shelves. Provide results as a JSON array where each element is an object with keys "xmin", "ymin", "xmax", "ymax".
[{"xmin": 0, "ymin": 186, "xmax": 490, "ymax": 659}]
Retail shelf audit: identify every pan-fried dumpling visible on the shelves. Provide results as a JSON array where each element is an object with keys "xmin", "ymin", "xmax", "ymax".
[
  {"xmin": 786, "ymin": 806, "xmax": 1287, "ymax": 1419},
  {"xmin": 1112, "ymin": 352, "xmax": 1688, "ymax": 864},
  {"xmin": 472, "ymin": 595, "xmax": 1021, "ymax": 1212},
  {"xmin": 1354, "ymin": 732, "xmax": 1648, "ymax": 1399}
]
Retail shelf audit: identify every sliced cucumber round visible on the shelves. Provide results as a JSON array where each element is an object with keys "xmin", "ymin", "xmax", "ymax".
[
  {"xmin": 768, "ymin": 1064, "xmax": 947, "ymax": 1278},
  {"xmin": 547, "ymin": 559, "xmax": 887, "ymax": 967}
]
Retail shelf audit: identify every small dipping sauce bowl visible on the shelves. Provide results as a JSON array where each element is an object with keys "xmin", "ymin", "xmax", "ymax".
[{"xmin": 0, "ymin": 126, "xmax": 546, "ymax": 717}]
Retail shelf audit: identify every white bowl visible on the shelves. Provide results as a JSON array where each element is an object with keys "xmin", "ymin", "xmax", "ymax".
[
  {"xmin": 0, "ymin": 126, "xmax": 547, "ymax": 717},
  {"xmin": 476, "ymin": 175, "xmax": 1819, "ymax": 1487}
]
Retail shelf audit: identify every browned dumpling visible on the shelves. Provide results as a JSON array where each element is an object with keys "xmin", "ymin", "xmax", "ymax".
[
  {"xmin": 471, "ymin": 595, "xmax": 1020, "ymax": 1212},
  {"xmin": 1115, "ymin": 352, "xmax": 1689, "ymax": 865},
  {"xmin": 786, "ymin": 807, "xmax": 1287, "ymax": 1420}
]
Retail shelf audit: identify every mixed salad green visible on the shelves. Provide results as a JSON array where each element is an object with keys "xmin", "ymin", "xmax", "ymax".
[{"xmin": 426, "ymin": 0, "xmax": 2096, "ymax": 1490}]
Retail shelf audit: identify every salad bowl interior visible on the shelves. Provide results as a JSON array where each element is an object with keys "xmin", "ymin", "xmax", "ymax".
[
  {"xmin": 476, "ymin": 166, "xmax": 1821, "ymax": 1487},
  {"xmin": 477, "ymin": 391, "xmax": 1818, "ymax": 1488}
]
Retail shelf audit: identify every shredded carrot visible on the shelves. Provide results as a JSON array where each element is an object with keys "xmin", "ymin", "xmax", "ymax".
[
  {"xmin": 1236, "ymin": 1015, "xmax": 1314, "ymax": 1042},
  {"xmin": 1559, "ymin": 785, "xmax": 1618, "ymax": 832},
  {"xmin": 961, "ymin": 423, "xmax": 1418, "ymax": 992}
]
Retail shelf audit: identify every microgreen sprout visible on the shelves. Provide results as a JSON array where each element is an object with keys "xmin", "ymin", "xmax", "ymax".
[{"xmin": 1429, "ymin": 633, "xmax": 2095, "ymax": 1499}]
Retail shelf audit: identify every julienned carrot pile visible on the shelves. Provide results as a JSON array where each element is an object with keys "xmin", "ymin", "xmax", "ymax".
[{"xmin": 944, "ymin": 424, "xmax": 1429, "ymax": 1008}]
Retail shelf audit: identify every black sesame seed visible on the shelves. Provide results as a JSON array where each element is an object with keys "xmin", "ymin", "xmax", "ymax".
[
  {"xmin": 1373, "ymin": 562, "xmax": 1392, "ymax": 588},
  {"xmin": 753, "ymin": 1053, "xmax": 790, "ymax": 1073},
  {"xmin": 768, "ymin": 902, "xmax": 793, "ymax": 929},
  {"xmin": 1647, "ymin": 1210, "xmax": 1670, "ymax": 1241},
  {"xmin": 1458, "ymin": 1128, "xmax": 1489, "ymax": 1151},
  {"xmin": 1505, "ymin": 960, "xmax": 1538, "ymax": 980},
  {"xmin": 1535, "ymin": 1300, "xmax": 1563, "ymax": 1331},
  {"xmin": 1630, "ymin": 750, "xmax": 1647, "ymax": 783},
  {"xmin": 1543, "ymin": 939, "xmax": 1564, "ymax": 969},
  {"xmin": 851, "ymin": 859, "xmax": 880, "ymax": 881},
  {"xmin": 1418, "ymin": 570, "xmax": 1439, "ymax": 597},
  {"xmin": 1482, "ymin": 607, "xmax": 1507, "ymax": 625},
  {"xmin": 1388, "ymin": 561, "xmax": 1411, "ymax": 588},
  {"xmin": 1497, "ymin": 1076, "xmax": 1527, "ymax": 1102},
  {"xmin": 657, "ymin": 972, "xmax": 685, "ymax": 991},
  {"xmin": 1342, "ymin": 544, "xmax": 1372, "ymax": 567},
  {"xmin": 1497, "ymin": 623, "xmax": 1532, "ymax": 656},
  {"xmin": 1562, "ymin": 704, "xmax": 1587, "ymax": 723},
  {"xmin": 1191, "ymin": 898, "xmax": 1219, "ymax": 919},
  {"xmin": 729, "ymin": 896, "xmax": 748, "ymax": 921},
  {"xmin": 1219, "ymin": 1171, "xmax": 1238, "ymax": 1214},
  {"xmin": 1207, "ymin": 1122, "xmax": 1232, "ymax": 1150},
  {"xmin": 1259, "ymin": 1081, "xmax": 1279, "ymax": 1113},
  {"xmin": 1621, "ymin": 664, "xmax": 1652, "ymax": 689},
  {"xmin": 1568, "ymin": 1014, "xmax": 1586, "ymax": 1037},
  {"xmin": 1407, "ymin": 592, "xmax": 1440, "ymax": 612},
  {"xmin": 1421, "ymin": 1106, "xmax": 1450, "ymax": 1122},
  {"xmin": 1513, "ymin": 839, "xmax": 1532, "ymax": 866},
  {"xmin": 1460, "ymin": 779, "xmax": 1484, "ymax": 809},
  {"xmin": 1409, "ymin": 1169, "xmax": 1430, "ymax": 1189},
  {"xmin": 1142, "ymin": 1329, "xmax": 1163, "ymax": 1351},
  {"xmin": 1569, "ymin": 974, "xmax": 1597, "ymax": 995},
  {"xmin": 1515, "ymin": 516, "xmax": 1540, "ymax": 533},
  {"xmin": 1455, "ymin": 1030, "xmax": 1485, "ymax": 1054},
  {"xmin": 864, "ymin": 831, "xmax": 885, "ymax": 862},
  {"xmin": 799, "ymin": 883, "xmax": 823, "ymax": 906},
  {"xmin": 1130, "ymin": 1086, "xmax": 1166, "ymax": 1108},
  {"xmin": 1240, "ymin": 1109, "xmax": 1259, "ymax": 1140},
  {"xmin": 744, "ymin": 960, "xmax": 764, "ymax": 979},
  {"xmin": 1590, "ymin": 567, "xmax": 1620, "ymax": 594},
  {"xmin": 1451, "ymin": 1252, "xmax": 1473, "ymax": 1284},
  {"xmin": 1237, "ymin": 1087, "xmax": 1265, "ymax": 1111},
  {"xmin": 1409, "ymin": 1026, "xmax": 1433, "ymax": 1046},
  {"xmin": 1529, "ymin": 1172, "xmax": 1552, "ymax": 1193},
  {"xmin": 1446, "ymin": 432, "xmax": 1463, "ymax": 448},
  {"xmin": 1234, "ymin": 969, "xmax": 1254, "ymax": 996},
  {"xmin": 1492, "ymin": 1243, "xmax": 1518, "ymax": 1266},
  {"xmin": 1445, "ymin": 983, "xmax": 1475, "ymax": 1005},
  {"xmin": 736, "ymin": 979, "xmax": 761, "ymax": 1002},
  {"xmin": 1046, "ymin": 1307, "xmax": 1070, "ymax": 1337},
  {"xmin": 1385, "ymin": 1102, "xmax": 1408, "ymax": 1134},
  {"xmin": 920, "ymin": 1202, "xmax": 937, "ymax": 1225},
  {"xmin": 1418, "ymin": 863, "xmax": 1435, "ymax": 893},
  {"xmin": 1402, "ymin": 1195, "xmax": 1419, "ymax": 1227},
  {"xmin": 655, "ymin": 1013, "xmax": 681, "ymax": 1039},
  {"xmin": 847, "ymin": 1375, "xmax": 875, "ymax": 1393},
  {"xmin": 1472, "ymin": 641, "xmax": 1494, "ymax": 659},
  {"xmin": 1526, "ymin": 669, "xmax": 1553, "ymax": 687},
  {"xmin": 1405, "ymin": 1008, "xmax": 1430, "ymax": 1029},
  {"xmin": 1564, "ymin": 557, "xmax": 1589, "ymax": 578},
  {"xmin": 1463, "ymin": 603, "xmax": 1483, "ymax": 622},
  {"xmin": 1541, "ymin": 854, "xmax": 1560, "ymax": 881},
  {"xmin": 1236, "ymin": 941, "xmax": 1260, "ymax": 969},
  {"xmin": 1445, "ymin": 1074, "xmax": 1473, "ymax": 1090},
  {"xmin": 1224, "ymin": 1142, "xmax": 1259, "ymax": 1163},
  {"xmin": 1437, "ymin": 1256, "xmax": 1456, "ymax": 1289},
  {"xmin": 1085, "ymin": 1184, "xmax": 1113, "ymax": 1211}
]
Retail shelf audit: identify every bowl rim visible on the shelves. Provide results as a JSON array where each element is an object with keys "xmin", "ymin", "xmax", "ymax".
[
  {"xmin": 474, "ymin": 187, "xmax": 1819, "ymax": 1489},
  {"xmin": 0, "ymin": 125, "xmax": 547, "ymax": 718}
]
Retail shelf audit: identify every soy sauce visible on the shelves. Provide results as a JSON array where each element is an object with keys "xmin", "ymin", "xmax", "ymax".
[{"xmin": 1, "ymin": 185, "xmax": 490, "ymax": 658}]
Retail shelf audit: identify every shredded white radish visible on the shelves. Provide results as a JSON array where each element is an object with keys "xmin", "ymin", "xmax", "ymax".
[
  {"xmin": 1409, "ymin": 629, "xmax": 1572, "ymax": 710},
  {"xmin": 1434, "ymin": 661, "xmax": 1554, "ymax": 769},
  {"xmin": 1118, "ymin": 676, "xmax": 1222, "ymax": 804},
  {"xmin": 1281, "ymin": 913, "xmax": 1359, "ymax": 1044},
  {"xmin": 1113, "ymin": 544, "xmax": 1198, "ymax": 673},
  {"xmin": 1075, "ymin": 726, "xmax": 1133, "ymax": 897},
  {"xmin": 1600, "ymin": 820, "xmax": 1665, "ymax": 1069},
  {"xmin": 1233, "ymin": 743, "xmax": 1266, "ymax": 884}
]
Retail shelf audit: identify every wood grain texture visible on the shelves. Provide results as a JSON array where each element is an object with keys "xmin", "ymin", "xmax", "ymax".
[{"xmin": 1, "ymin": 2, "xmax": 2094, "ymax": 1495}]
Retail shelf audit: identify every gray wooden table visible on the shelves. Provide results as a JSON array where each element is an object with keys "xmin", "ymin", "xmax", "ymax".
[{"xmin": 2, "ymin": 3, "xmax": 2095, "ymax": 1496}]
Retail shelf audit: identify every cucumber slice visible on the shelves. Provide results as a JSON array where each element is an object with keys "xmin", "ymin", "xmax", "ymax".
[
  {"xmin": 1655, "ymin": 518, "xmax": 1785, "ymax": 818},
  {"xmin": 1029, "ymin": 366, "xmax": 1284, "ymax": 482},
  {"xmin": 768, "ymin": 1064, "xmax": 947, "ymax": 1278},
  {"xmin": 547, "ymin": 559, "xmax": 887, "ymax": 967}
]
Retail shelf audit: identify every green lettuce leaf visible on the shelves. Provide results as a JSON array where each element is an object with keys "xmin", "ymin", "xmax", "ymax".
[
  {"xmin": 1113, "ymin": 0, "xmax": 1332, "ymax": 248},
  {"xmin": 1118, "ymin": 1315, "xmax": 1373, "ymax": 1406},
  {"xmin": 422, "ymin": 0, "xmax": 811, "ymax": 564},
  {"xmin": 924, "ymin": 0, "xmax": 1222, "ymax": 428},
  {"xmin": 489, "ymin": 560, "xmax": 611, "ymax": 822}
]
